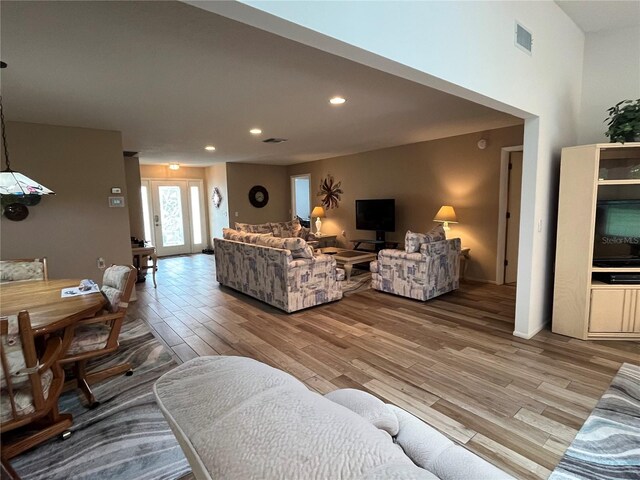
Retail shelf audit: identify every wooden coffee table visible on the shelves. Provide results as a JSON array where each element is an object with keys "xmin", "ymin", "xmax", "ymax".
[{"xmin": 318, "ymin": 248, "xmax": 377, "ymax": 281}]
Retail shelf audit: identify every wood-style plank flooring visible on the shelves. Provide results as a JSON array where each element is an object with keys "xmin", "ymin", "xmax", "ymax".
[{"xmin": 129, "ymin": 254, "xmax": 639, "ymax": 479}]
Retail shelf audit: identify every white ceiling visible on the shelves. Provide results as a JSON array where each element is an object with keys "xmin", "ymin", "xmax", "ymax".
[
  {"xmin": 556, "ymin": 1, "xmax": 640, "ymax": 33},
  {"xmin": 1, "ymin": 1, "xmax": 522, "ymax": 166}
]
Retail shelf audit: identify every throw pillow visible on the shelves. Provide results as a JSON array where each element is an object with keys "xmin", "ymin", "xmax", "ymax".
[
  {"xmin": 297, "ymin": 226, "xmax": 310, "ymax": 240},
  {"xmin": 325, "ymin": 388, "xmax": 399, "ymax": 436},
  {"xmin": 256, "ymin": 236, "xmax": 313, "ymax": 259},
  {"xmin": 405, "ymin": 225, "xmax": 447, "ymax": 253},
  {"xmin": 222, "ymin": 227, "xmax": 241, "ymax": 239},
  {"xmin": 282, "ymin": 237, "xmax": 314, "ymax": 259}
]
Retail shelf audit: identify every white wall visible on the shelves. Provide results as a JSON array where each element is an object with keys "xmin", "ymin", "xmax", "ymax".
[
  {"xmin": 189, "ymin": 0, "xmax": 585, "ymax": 338},
  {"xmin": 578, "ymin": 25, "xmax": 640, "ymax": 145}
]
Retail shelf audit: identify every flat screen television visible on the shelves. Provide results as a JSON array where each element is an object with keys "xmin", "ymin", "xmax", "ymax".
[
  {"xmin": 593, "ymin": 199, "xmax": 640, "ymax": 267},
  {"xmin": 355, "ymin": 199, "xmax": 395, "ymax": 241}
]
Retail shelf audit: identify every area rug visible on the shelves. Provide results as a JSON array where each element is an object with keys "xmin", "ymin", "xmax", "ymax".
[
  {"xmin": 11, "ymin": 318, "xmax": 191, "ymax": 480},
  {"xmin": 341, "ymin": 269, "xmax": 372, "ymax": 297},
  {"xmin": 549, "ymin": 362, "xmax": 640, "ymax": 480}
]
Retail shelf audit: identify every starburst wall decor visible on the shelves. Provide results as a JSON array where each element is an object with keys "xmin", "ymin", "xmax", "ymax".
[{"xmin": 317, "ymin": 174, "xmax": 343, "ymax": 209}]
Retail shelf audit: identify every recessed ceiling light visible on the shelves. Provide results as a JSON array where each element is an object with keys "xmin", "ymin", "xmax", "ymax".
[
  {"xmin": 250, "ymin": 128, "xmax": 262, "ymax": 135},
  {"xmin": 204, "ymin": 145, "xmax": 216, "ymax": 151},
  {"xmin": 329, "ymin": 96, "xmax": 346, "ymax": 105},
  {"xmin": 169, "ymin": 163, "xmax": 180, "ymax": 170}
]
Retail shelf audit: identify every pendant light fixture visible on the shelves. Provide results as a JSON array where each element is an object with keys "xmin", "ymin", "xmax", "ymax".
[{"xmin": 0, "ymin": 62, "xmax": 54, "ymax": 220}]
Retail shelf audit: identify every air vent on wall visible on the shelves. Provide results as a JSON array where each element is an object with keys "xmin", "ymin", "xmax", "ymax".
[
  {"xmin": 263, "ymin": 138, "xmax": 288, "ymax": 144},
  {"xmin": 515, "ymin": 22, "xmax": 532, "ymax": 55}
]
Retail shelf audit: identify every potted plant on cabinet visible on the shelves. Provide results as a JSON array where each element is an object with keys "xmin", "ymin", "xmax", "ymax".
[{"xmin": 605, "ymin": 99, "xmax": 640, "ymax": 143}]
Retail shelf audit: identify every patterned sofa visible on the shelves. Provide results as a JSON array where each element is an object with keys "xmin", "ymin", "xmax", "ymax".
[
  {"xmin": 371, "ymin": 238, "xmax": 461, "ymax": 301},
  {"xmin": 214, "ymin": 236, "xmax": 342, "ymax": 313}
]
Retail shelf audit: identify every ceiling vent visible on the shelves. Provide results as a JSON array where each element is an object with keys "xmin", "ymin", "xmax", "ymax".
[
  {"xmin": 262, "ymin": 138, "xmax": 288, "ymax": 144},
  {"xmin": 515, "ymin": 22, "xmax": 532, "ymax": 55}
]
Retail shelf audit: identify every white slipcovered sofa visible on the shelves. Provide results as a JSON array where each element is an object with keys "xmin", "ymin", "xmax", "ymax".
[
  {"xmin": 154, "ymin": 356, "xmax": 514, "ymax": 480},
  {"xmin": 214, "ymin": 234, "xmax": 342, "ymax": 313}
]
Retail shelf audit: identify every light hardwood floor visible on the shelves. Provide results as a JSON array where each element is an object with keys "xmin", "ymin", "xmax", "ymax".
[{"xmin": 129, "ymin": 254, "xmax": 639, "ymax": 479}]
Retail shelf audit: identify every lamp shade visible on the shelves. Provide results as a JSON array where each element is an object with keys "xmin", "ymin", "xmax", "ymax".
[
  {"xmin": 311, "ymin": 206, "xmax": 325, "ymax": 218},
  {"xmin": 433, "ymin": 205, "xmax": 458, "ymax": 223},
  {"xmin": 0, "ymin": 170, "xmax": 55, "ymax": 195}
]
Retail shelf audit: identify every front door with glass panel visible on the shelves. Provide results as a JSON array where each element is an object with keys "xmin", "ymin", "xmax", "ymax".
[{"xmin": 142, "ymin": 180, "xmax": 206, "ymax": 256}]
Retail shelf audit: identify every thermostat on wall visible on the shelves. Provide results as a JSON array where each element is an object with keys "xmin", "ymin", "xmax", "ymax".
[
  {"xmin": 111, "ymin": 187, "xmax": 122, "ymax": 194},
  {"xmin": 109, "ymin": 196, "xmax": 125, "ymax": 207}
]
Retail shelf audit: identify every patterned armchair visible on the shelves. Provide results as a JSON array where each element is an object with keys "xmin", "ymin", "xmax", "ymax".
[{"xmin": 371, "ymin": 238, "xmax": 461, "ymax": 301}]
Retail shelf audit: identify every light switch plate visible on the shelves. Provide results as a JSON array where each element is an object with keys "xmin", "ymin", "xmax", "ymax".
[
  {"xmin": 111, "ymin": 187, "xmax": 122, "ymax": 194},
  {"xmin": 109, "ymin": 196, "xmax": 125, "ymax": 207}
]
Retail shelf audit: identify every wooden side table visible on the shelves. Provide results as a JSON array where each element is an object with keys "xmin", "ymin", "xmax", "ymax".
[
  {"xmin": 132, "ymin": 245, "xmax": 158, "ymax": 287},
  {"xmin": 459, "ymin": 247, "xmax": 470, "ymax": 280},
  {"xmin": 313, "ymin": 234, "xmax": 337, "ymax": 248}
]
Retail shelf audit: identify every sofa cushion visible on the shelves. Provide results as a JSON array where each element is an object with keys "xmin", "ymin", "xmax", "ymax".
[
  {"xmin": 234, "ymin": 222, "xmax": 272, "ymax": 234},
  {"xmin": 222, "ymin": 227, "xmax": 241, "ymax": 239},
  {"xmin": 405, "ymin": 225, "xmax": 447, "ymax": 253},
  {"xmin": 325, "ymin": 388, "xmax": 399, "ymax": 436},
  {"xmin": 256, "ymin": 236, "xmax": 314, "ymax": 259},
  {"xmin": 223, "ymin": 228, "xmax": 272, "ymax": 244}
]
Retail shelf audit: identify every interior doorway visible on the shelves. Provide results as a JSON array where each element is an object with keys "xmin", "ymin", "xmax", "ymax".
[
  {"xmin": 291, "ymin": 174, "xmax": 311, "ymax": 222},
  {"xmin": 497, "ymin": 146, "xmax": 524, "ymax": 285},
  {"xmin": 141, "ymin": 179, "xmax": 207, "ymax": 256}
]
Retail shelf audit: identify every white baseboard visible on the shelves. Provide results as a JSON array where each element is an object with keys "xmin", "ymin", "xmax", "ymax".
[{"xmin": 513, "ymin": 321, "xmax": 549, "ymax": 339}]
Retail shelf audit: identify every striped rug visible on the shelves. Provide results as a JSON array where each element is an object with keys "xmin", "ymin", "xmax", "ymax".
[
  {"xmin": 11, "ymin": 318, "xmax": 191, "ymax": 480},
  {"xmin": 341, "ymin": 269, "xmax": 372, "ymax": 297},
  {"xmin": 550, "ymin": 362, "xmax": 640, "ymax": 480}
]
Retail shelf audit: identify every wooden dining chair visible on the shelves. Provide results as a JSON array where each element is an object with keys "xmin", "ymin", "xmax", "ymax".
[
  {"xmin": 1, "ymin": 311, "xmax": 72, "ymax": 461},
  {"xmin": 60, "ymin": 265, "xmax": 136, "ymax": 408},
  {"xmin": 0, "ymin": 258, "xmax": 48, "ymax": 283}
]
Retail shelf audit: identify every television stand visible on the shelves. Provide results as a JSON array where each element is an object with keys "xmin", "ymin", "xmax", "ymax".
[{"xmin": 352, "ymin": 239, "xmax": 399, "ymax": 253}]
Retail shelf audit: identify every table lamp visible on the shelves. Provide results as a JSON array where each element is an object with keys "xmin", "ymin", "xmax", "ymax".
[
  {"xmin": 311, "ymin": 206, "xmax": 326, "ymax": 235},
  {"xmin": 433, "ymin": 205, "xmax": 458, "ymax": 236}
]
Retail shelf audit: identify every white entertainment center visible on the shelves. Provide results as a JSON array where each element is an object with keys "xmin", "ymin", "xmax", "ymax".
[{"xmin": 552, "ymin": 143, "xmax": 640, "ymax": 340}]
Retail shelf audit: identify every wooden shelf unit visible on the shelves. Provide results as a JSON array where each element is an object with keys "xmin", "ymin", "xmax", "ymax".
[{"xmin": 552, "ymin": 143, "xmax": 640, "ymax": 340}]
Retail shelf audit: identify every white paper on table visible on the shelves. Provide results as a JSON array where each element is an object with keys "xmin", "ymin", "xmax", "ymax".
[{"xmin": 61, "ymin": 284, "xmax": 100, "ymax": 298}]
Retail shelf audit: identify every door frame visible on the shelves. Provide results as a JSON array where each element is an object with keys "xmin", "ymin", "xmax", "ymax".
[
  {"xmin": 141, "ymin": 177, "xmax": 208, "ymax": 256},
  {"xmin": 496, "ymin": 145, "xmax": 524, "ymax": 285},
  {"xmin": 290, "ymin": 173, "xmax": 311, "ymax": 221}
]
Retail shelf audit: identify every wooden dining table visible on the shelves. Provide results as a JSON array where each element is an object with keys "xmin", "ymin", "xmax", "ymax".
[{"xmin": 0, "ymin": 279, "xmax": 106, "ymax": 336}]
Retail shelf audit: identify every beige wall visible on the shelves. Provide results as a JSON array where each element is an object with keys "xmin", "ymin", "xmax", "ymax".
[
  {"xmin": 226, "ymin": 163, "xmax": 289, "ymax": 225},
  {"xmin": 288, "ymin": 125, "xmax": 524, "ymax": 282},
  {"xmin": 140, "ymin": 164, "xmax": 207, "ymax": 180},
  {"xmin": 1, "ymin": 122, "xmax": 132, "ymax": 279},
  {"xmin": 205, "ymin": 163, "xmax": 229, "ymax": 241},
  {"xmin": 124, "ymin": 156, "xmax": 144, "ymax": 240}
]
